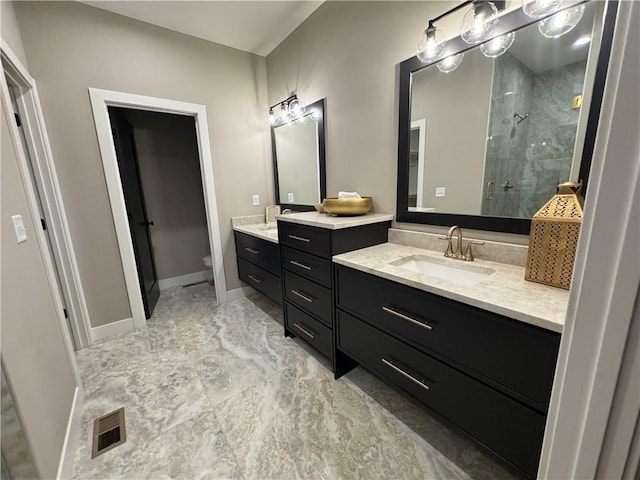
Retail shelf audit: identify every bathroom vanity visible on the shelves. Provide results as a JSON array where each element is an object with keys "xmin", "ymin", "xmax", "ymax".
[
  {"xmin": 276, "ymin": 212, "xmax": 392, "ymax": 375},
  {"xmin": 233, "ymin": 222, "xmax": 281, "ymax": 305},
  {"xmin": 332, "ymin": 240, "xmax": 567, "ymax": 478}
]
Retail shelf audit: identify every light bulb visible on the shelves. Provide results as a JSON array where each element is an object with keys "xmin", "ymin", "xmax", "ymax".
[
  {"xmin": 572, "ymin": 35, "xmax": 591, "ymax": 47},
  {"xmin": 522, "ymin": 0, "xmax": 565, "ymax": 19},
  {"xmin": 480, "ymin": 31, "xmax": 516, "ymax": 58},
  {"xmin": 289, "ymin": 97, "xmax": 305, "ymax": 117},
  {"xmin": 538, "ymin": 4, "xmax": 585, "ymax": 38},
  {"xmin": 437, "ymin": 52, "xmax": 464, "ymax": 73},
  {"xmin": 269, "ymin": 109, "xmax": 277, "ymax": 125},
  {"xmin": 461, "ymin": 1, "xmax": 499, "ymax": 45},
  {"xmin": 417, "ymin": 25, "xmax": 446, "ymax": 63}
]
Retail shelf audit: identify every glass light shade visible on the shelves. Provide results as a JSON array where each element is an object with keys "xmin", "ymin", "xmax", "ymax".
[
  {"xmin": 289, "ymin": 97, "xmax": 305, "ymax": 117},
  {"xmin": 268, "ymin": 109, "xmax": 277, "ymax": 125},
  {"xmin": 278, "ymin": 102, "xmax": 289, "ymax": 121},
  {"xmin": 437, "ymin": 53, "xmax": 464, "ymax": 73},
  {"xmin": 480, "ymin": 31, "xmax": 516, "ymax": 58},
  {"xmin": 522, "ymin": 0, "xmax": 565, "ymax": 19},
  {"xmin": 417, "ymin": 25, "xmax": 446, "ymax": 63},
  {"xmin": 538, "ymin": 4, "xmax": 585, "ymax": 38},
  {"xmin": 461, "ymin": 1, "xmax": 499, "ymax": 45}
]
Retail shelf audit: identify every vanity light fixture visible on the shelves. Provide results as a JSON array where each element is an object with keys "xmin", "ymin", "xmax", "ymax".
[
  {"xmin": 538, "ymin": 3, "xmax": 586, "ymax": 38},
  {"xmin": 522, "ymin": 0, "xmax": 566, "ymax": 19},
  {"xmin": 269, "ymin": 94, "xmax": 306, "ymax": 127},
  {"xmin": 417, "ymin": 1, "xmax": 505, "ymax": 67}
]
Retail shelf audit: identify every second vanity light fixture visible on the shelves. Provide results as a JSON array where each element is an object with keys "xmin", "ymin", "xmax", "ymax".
[
  {"xmin": 417, "ymin": 0, "xmax": 586, "ymax": 72},
  {"xmin": 269, "ymin": 94, "xmax": 305, "ymax": 126}
]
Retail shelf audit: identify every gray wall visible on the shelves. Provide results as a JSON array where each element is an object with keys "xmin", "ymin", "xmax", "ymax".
[
  {"xmin": 122, "ymin": 109, "xmax": 210, "ymax": 281},
  {"xmin": 265, "ymin": 1, "xmax": 527, "ymax": 244},
  {"xmin": 410, "ymin": 49, "xmax": 493, "ymax": 214},
  {"xmin": 14, "ymin": 1, "xmax": 272, "ymax": 327},
  {"xmin": 1, "ymin": 80, "xmax": 77, "ymax": 479}
]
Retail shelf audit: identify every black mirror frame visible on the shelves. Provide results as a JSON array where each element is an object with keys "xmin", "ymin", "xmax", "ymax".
[
  {"xmin": 272, "ymin": 98, "xmax": 327, "ymax": 212},
  {"xmin": 396, "ymin": 1, "xmax": 617, "ymax": 235}
]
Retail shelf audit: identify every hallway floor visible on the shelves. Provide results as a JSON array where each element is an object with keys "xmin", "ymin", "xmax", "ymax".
[{"xmin": 71, "ymin": 284, "xmax": 517, "ymax": 479}]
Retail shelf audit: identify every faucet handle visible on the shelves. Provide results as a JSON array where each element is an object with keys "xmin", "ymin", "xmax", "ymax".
[
  {"xmin": 464, "ymin": 240, "xmax": 485, "ymax": 261},
  {"xmin": 438, "ymin": 236, "xmax": 454, "ymax": 257}
]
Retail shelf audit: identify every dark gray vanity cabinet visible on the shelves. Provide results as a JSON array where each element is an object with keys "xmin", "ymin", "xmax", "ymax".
[
  {"xmin": 234, "ymin": 231, "xmax": 282, "ymax": 305},
  {"xmin": 278, "ymin": 220, "xmax": 390, "ymax": 375},
  {"xmin": 335, "ymin": 264, "xmax": 561, "ymax": 478}
]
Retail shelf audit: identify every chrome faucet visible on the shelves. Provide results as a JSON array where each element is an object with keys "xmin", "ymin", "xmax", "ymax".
[{"xmin": 440, "ymin": 226, "xmax": 484, "ymax": 261}]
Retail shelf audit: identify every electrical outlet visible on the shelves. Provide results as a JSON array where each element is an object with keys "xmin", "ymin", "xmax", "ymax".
[
  {"xmin": 252, "ymin": 194, "xmax": 260, "ymax": 206},
  {"xmin": 287, "ymin": 192, "xmax": 295, "ymax": 202},
  {"xmin": 435, "ymin": 187, "xmax": 446, "ymax": 198}
]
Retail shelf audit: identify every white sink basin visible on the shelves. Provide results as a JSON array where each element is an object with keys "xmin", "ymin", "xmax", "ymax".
[{"xmin": 390, "ymin": 254, "xmax": 495, "ymax": 285}]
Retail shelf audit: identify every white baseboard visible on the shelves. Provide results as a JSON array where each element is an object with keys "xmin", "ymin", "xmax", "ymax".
[
  {"xmin": 158, "ymin": 270, "xmax": 212, "ymax": 291},
  {"xmin": 226, "ymin": 285, "xmax": 255, "ymax": 301},
  {"xmin": 90, "ymin": 317, "xmax": 134, "ymax": 342},
  {"xmin": 56, "ymin": 387, "xmax": 83, "ymax": 480}
]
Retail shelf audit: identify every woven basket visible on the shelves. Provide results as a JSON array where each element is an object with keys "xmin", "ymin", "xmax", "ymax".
[{"xmin": 525, "ymin": 182, "xmax": 584, "ymax": 290}]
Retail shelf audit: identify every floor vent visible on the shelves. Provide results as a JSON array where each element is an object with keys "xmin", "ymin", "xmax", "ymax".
[{"xmin": 91, "ymin": 407, "xmax": 126, "ymax": 458}]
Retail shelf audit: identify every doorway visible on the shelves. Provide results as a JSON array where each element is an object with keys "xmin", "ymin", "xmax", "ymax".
[
  {"xmin": 89, "ymin": 89, "xmax": 227, "ymax": 331},
  {"xmin": 108, "ymin": 107, "xmax": 213, "ymax": 319}
]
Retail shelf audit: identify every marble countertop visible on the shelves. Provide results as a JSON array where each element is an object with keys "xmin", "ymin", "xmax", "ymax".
[
  {"xmin": 276, "ymin": 211, "xmax": 393, "ymax": 230},
  {"xmin": 233, "ymin": 223, "xmax": 278, "ymax": 243},
  {"xmin": 333, "ymin": 243, "xmax": 569, "ymax": 333}
]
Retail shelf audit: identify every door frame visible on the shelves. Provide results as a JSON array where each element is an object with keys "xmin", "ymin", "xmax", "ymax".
[
  {"xmin": 1, "ymin": 41, "xmax": 92, "ymax": 349},
  {"xmin": 89, "ymin": 88, "xmax": 228, "ymax": 331}
]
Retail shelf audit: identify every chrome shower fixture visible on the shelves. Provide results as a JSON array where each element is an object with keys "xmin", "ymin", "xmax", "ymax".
[{"xmin": 514, "ymin": 112, "xmax": 529, "ymax": 124}]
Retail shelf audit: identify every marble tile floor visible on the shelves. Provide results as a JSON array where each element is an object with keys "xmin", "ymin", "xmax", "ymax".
[{"xmin": 71, "ymin": 283, "xmax": 519, "ymax": 480}]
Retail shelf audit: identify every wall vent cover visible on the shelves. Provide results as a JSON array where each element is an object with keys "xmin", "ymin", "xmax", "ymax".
[{"xmin": 91, "ymin": 407, "xmax": 126, "ymax": 458}]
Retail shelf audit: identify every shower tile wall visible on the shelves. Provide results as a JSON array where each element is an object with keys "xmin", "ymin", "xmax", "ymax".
[{"xmin": 481, "ymin": 53, "xmax": 587, "ymax": 218}]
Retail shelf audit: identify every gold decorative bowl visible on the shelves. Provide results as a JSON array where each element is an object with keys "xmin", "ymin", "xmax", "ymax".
[{"xmin": 322, "ymin": 197, "xmax": 373, "ymax": 216}]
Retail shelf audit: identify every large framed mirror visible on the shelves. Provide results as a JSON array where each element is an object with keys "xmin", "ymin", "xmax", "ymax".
[
  {"xmin": 397, "ymin": 1, "xmax": 617, "ymax": 234},
  {"xmin": 272, "ymin": 98, "xmax": 326, "ymax": 211}
]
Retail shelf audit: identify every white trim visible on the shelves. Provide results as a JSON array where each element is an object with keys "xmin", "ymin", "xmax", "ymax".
[
  {"xmin": 226, "ymin": 286, "xmax": 256, "ymax": 302},
  {"xmin": 0, "ymin": 49, "xmax": 81, "ymax": 389},
  {"xmin": 158, "ymin": 270, "xmax": 213, "ymax": 291},
  {"xmin": 1, "ymin": 41, "xmax": 93, "ymax": 349},
  {"xmin": 538, "ymin": 1, "xmax": 640, "ymax": 477},
  {"xmin": 410, "ymin": 119, "xmax": 426, "ymax": 208},
  {"xmin": 90, "ymin": 317, "xmax": 135, "ymax": 343},
  {"xmin": 56, "ymin": 387, "xmax": 83, "ymax": 480},
  {"xmin": 88, "ymin": 88, "xmax": 228, "ymax": 332}
]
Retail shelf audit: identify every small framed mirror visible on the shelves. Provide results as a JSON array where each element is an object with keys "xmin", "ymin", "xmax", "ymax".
[
  {"xmin": 272, "ymin": 98, "xmax": 326, "ymax": 211},
  {"xmin": 396, "ymin": 1, "xmax": 617, "ymax": 234}
]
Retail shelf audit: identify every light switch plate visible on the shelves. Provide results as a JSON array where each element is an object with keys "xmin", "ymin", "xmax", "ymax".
[
  {"xmin": 252, "ymin": 194, "xmax": 260, "ymax": 206},
  {"xmin": 11, "ymin": 215, "xmax": 27, "ymax": 243},
  {"xmin": 287, "ymin": 192, "xmax": 294, "ymax": 202},
  {"xmin": 435, "ymin": 187, "xmax": 446, "ymax": 197}
]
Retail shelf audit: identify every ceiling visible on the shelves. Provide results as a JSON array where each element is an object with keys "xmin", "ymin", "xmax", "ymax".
[{"xmin": 81, "ymin": 1, "xmax": 324, "ymax": 56}]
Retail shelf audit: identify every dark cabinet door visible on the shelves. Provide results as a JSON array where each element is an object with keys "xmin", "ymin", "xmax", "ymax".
[{"xmin": 109, "ymin": 109, "xmax": 159, "ymax": 319}]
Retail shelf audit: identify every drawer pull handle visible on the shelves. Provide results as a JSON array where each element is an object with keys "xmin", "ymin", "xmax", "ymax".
[
  {"xmin": 291, "ymin": 289, "xmax": 313, "ymax": 303},
  {"xmin": 293, "ymin": 322, "xmax": 315, "ymax": 339},
  {"xmin": 244, "ymin": 247, "xmax": 260, "ymax": 255},
  {"xmin": 290, "ymin": 260, "xmax": 312, "ymax": 271},
  {"xmin": 288, "ymin": 234, "xmax": 311, "ymax": 243},
  {"xmin": 382, "ymin": 358, "xmax": 430, "ymax": 391},
  {"xmin": 248, "ymin": 274, "xmax": 262, "ymax": 284},
  {"xmin": 382, "ymin": 306, "xmax": 433, "ymax": 331}
]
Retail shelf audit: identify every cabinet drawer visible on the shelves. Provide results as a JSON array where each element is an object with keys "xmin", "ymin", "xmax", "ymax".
[
  {"xmin": 282, "ymin": 247, "xmax": 331, "ymax": 287},
  {"xmin": 234, "ymin": 231, "xmax": 281, "ymax": 276},
  {"xmin": 337, "ymin": 310, "xmax": 545, "ymax": 477},
  {"xmin": 237, "ymin": 257, "xmax": 282, "ymax": 305},
  {"xmin": 285, "ymin": 302, "xmax": 332, "ymax": 359},
  {"xmin": 283, "ymin": 270, "xmax": 332, "ymax": 327},
  {"xmin": 278, "ymin": 222, "xmax": 331, "ymax": 258},
  {"xmin": 336, "ymin": 266, "xmax": 560, "ymax": 411}
]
